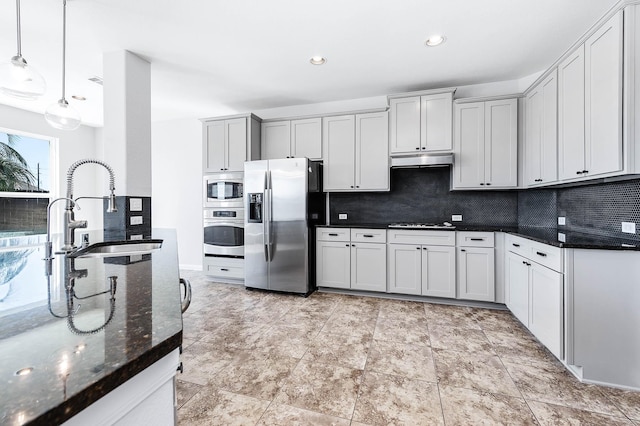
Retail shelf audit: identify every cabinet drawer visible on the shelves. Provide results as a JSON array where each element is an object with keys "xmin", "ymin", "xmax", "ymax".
[
  {"xmin": 505, "ymin": 234, "xmax": 530, "ymax": 257},
  {"xmin": 456, "ymin": 232, "xmax": 495, "ymax": 247},
  {"xmin": 317, "ymin": 228, "xmax": 350, "ymax": 242},
  {"xmin": 351, "ymin": 228, "xmax": 386, "ymax": 243},
  {"xmin": 527, "ymin": 240, "xmax": 563, "ymax": 272},
  {"xmin": 204, "ymin": 257, "xmax": 244, "ymax": 279},
  {"xmin": 387, "ymin": 230, "xmax": 456, "ymax": 246}
]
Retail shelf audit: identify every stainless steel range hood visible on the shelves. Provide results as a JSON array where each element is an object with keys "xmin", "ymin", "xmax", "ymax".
[{"xmin": 390, "ymin": 153, "xmax": 454, "ymax": 168}]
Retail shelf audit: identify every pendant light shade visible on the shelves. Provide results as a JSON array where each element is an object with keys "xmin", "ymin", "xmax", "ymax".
[
  {"xmin": 45, "ymin": 0, "xmax": 81, "ymax": 131},
  {"xmin": 0, "ymin": 0, "xmax": 46, "ymax": 100}
]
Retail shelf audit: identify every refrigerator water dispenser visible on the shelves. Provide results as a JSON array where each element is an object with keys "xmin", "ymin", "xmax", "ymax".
[{"xmin": 248, "ymin": 193, "xmax": 263, "ymax": 223}]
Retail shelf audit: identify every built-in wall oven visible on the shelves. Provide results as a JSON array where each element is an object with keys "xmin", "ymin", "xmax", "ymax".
[
  {"xmin": 203, "ymin": 172, "xmax": 244, "ymax": 208},
  {"xmin": 203, "ymin": 207, "xmax": 244, "ymax": 257}
]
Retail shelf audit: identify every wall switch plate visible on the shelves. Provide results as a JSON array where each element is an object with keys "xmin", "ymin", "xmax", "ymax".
[
  {"xmin": 558, "ymin": 232, "xmax": 566, "ymax": 242},
  {"xmin": 130, "ymin": 234, "xmax": 143, "ymax": 240},
  {"xmin": 130, "ymin": 198, "xmax": 143, "ymax": 212},
  {"xmin": 558, "ymin": 217, "xmax": 566, "ymax": 226},
  {"xmin": 451, "ymin": 214, "xmax": 463, "ymax": 222},
  {"xmin": 338, "ymin": 213, "xmax": 348, "ymax": 220},
  {"xmin": 622, "ymin": 222, "xmax": 636, "ymax": 234},
  {"xmin": 130, "ymin": 216, "xmax": 143, "ymax": 225}
]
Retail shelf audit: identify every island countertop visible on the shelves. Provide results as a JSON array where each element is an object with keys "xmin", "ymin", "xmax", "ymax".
[{"xmin": 0, "ymin": 229, "xmax": 183, "ymax": 425}]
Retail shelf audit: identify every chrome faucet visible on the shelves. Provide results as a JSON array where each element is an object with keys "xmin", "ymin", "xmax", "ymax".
[{"xmin": 45, "ymin": 159, "xmax": 118, "ymax": 255}]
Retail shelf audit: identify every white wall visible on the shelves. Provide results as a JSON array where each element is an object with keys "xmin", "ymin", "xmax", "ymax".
[
  {"xmin": 0, "ymin": 103, "xmax": 101, "ymax": 234},
  {"xmin": 151, "ymin": 118, "xmax": 202, "ymax": 269}
]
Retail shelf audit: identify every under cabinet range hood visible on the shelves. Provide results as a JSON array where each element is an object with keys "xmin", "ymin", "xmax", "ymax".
[{"xmin": 390, "ymin": 153, "xmax": 454, "ymax": 168}]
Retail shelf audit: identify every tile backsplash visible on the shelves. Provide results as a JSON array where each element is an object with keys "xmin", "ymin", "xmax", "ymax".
[{"xmin": 328, "ymin": 167, "xmax": 640, "ymax": 240}]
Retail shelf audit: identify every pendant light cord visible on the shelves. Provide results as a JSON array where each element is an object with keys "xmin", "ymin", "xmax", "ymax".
[
  {"xmin": 61, "ymin": 0, "xmax": 67, "ymax": 101},
  {"xmin": 15, "ymin": 0, "xmax": 21, "ymax": 57}
]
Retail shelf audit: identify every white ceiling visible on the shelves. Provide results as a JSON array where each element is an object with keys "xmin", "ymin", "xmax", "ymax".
[{"xmin": 0, "ymin": 0, "xmax": 621, "ymax": 127}]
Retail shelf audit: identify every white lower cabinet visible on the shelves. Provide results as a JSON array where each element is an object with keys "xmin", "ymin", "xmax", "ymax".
[
  {"xmin": 316, "ymin": 228, "xmax": 386, "ymax": 292},
  {"xmin": 387, "ymin": 230, "xmax": 456, "ymax": 297},
  {"xmin": 505, "ymin": 234, "xmax": 564, "ymax": 360},
  {"xmin": 456, "ymin": 232, "xmax": 496, "ymax": 302}
]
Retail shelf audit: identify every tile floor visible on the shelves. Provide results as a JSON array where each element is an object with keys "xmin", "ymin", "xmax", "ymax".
[{"xmin": 176, "ymin": 271, "xmax": 640, "ymax": 425}]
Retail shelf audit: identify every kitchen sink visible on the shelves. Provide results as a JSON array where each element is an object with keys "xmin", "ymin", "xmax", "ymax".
[{"xmin": 67, "ymin": 239, "xmax": 163, "ymax": 258}]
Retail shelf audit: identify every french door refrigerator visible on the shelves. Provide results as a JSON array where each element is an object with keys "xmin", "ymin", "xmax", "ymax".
[{"xmin": 244, "ymin": 158, "xmax": 324, "ymax": 295}]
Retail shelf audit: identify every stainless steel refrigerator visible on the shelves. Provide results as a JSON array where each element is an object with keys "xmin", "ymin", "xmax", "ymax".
[{"xmin": 244, "ymin": 158, "xmax": 324, "ymax": 295}]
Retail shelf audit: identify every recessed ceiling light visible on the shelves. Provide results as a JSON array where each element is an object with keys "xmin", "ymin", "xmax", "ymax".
[
  {"xmin": 72, "ymin": 95, "xmax": 86, "ymax": 101},
  {"xmin": 15, "ymin": 367, "xmax": 33, "ymax": 376},
  {"xmin": 310, "ymin": 56, "xmax": 327, "ymax": 65},
  {"xmin": 425, "ymin": 35, "xmax": 446, "ymax": 47}
]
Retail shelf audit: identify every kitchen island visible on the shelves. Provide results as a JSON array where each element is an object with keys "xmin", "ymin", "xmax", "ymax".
[{"xmin": 0, "ymin": 229, "xmax": 183, "ymax": 425}]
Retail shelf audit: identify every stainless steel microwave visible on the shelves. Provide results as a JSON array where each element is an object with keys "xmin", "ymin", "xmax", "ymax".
[{"xmin": 203, "ymin": 172, "xmax": 243, "ymax": 208}]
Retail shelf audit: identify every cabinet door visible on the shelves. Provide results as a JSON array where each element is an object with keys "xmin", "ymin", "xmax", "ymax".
[
  {"xmin": 453, "ymin": 102, "xmax": 485, "ymax": 189},
  {"xmin": 484, "ymin": 99, "xmax": 518, "ymax": 187},
  {"xmin": 291, "ymin": 118, "xmax": 322, "ymax": 160},
  {"xmin": 506, "ymin": 251, "xmax": 530, "ymax": 327},
  {"xmin": 389, "ymin": 97, "xmax": 421, "ymax": 154},
  {"xmin": 262, "ymin": 121, "xmax": 291, "ymax": 160},
  {"xmin": 204, "ymin": 121, "xmax": 226, "ymax": 172},
  {"xmin": 323, "ymin": 115, "xmax": 355, "ymax": 191},
  {"xmin": 529, "ymin": 263, "xmax": 564, "ymax": 359},
  {"xmin": 422, "ymin": 245, "xmax": 456, "ymax": 298},
  {"xmin": 351, "ymin": 243, "xmax": 387, "ymax": 292},
  {"xmin": 421, "ymin": 92, "xmax": 453, "ymax": 152},
  {"xmin": 316, "ymin": 241, "xmax": 351, "ymax": 289},
  {"xmin": 388, "ymin": 244, "xmax": 422, "ymax": 295},
  {"xmin": 226, "ymin": 118, "xmax": 248, "ymax": 172},
  {"xmin": 525, "ymin": 86, "xmax": 543, "ymax": 185},
  {"xmin": 584, "ymin": 11, "xmax": 623, "ymax": 178},
  {"xmin": 355, "ymin": 112, "xmax": 389, "ymax": 191},
  {"xmin": 457, "ymin": 247, "xmax": 495, "ymax": 302},
  {"xmin": 558, "ymin": 46, "xmax": 586, "ymax": 180},
  {"xmin": 540, "ymin": 70, "xmax": 559, "ymax": 184}
]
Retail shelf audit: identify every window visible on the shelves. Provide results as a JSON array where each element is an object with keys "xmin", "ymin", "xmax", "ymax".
[{"xmin": 0, "ymin": 128, "xmax": 57, "ymax": 237}]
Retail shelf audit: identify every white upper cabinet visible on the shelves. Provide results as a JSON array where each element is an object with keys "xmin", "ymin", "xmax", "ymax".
[
  {"xmin": 261, "ymin": 118, "xmax": 322, "ymax": 160},
  {"xmin": 389, "ymin": 90, "xmax": 453, "ymax": 154},
  {"xmin": 323, "ymin": 112, "xmax": 389, "ymax": 192},
  {"xmin": 525, "ymin": 70, "xmax": 558, "ymax": 187},
  {"xmin": 558, "ymin": 11, "xmax": 623, "ymax": 181},
  {"xmin": 203, "ymin": 116, "xmax": 260, "ymax": 172},
  {"xmin": 453, "ymin": 98, "xmax": 518, "ymax": 189}
]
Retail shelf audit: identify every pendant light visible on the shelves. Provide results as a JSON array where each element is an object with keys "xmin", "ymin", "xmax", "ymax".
[
  {"xmin": 0, "ymin": 0, "xmax": 46, "ymax": 99},
  {"xmin": 45, "ymin": 0, "xmax": 81, "ymax": 131}
]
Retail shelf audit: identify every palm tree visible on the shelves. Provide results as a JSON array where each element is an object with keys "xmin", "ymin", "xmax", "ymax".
[{"xmin": 0, "ymin": 134, "xmax": 35, "ymax": 192}]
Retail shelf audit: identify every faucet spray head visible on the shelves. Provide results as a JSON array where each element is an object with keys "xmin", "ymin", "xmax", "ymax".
[{"xmin": 106, "ymin": 191, "xmax": 117, "ymax": 213}]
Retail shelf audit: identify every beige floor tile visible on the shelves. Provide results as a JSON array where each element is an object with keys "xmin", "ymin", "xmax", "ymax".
[
  {"xmin": 504, "ymin": 359, "xmax": 626, "ymax": 416},
  {"xmin": 484, "ymin": 328, "xmax": 557, "ymax": 364},
  {"xmin": 528, "ymin": 400, "xmax": 634, "ymax": 425},
  {"xmin": 176, "ymin": 379, "xmax": 203, "ymax": 409},
  {"xmin": 373, "ymin": 316, "xmax": 430, "ymax": 345},
  {"xmin": 367, "ymin": 339, "xmax": 437, "ymax": 382},
  {"xmin": 199, "ymin": 319, "xmax": 269, "ymax": 349},
  {"xmin": 304, "ymin": 331, "xmax": 371, "ymax": 370},
  {"xmin": 429, "ymin": 325, "xmax": 495, "ymax": 355},
  {"xmin": 471, "ymin": 307, "xmax": 526, "ymax": 333},
  {"xmin": 210, "ymin": 350, "xmax": 300, "ymax": 400},
  {"xmin": 600, "ymin": 387, "xmax": 640, "ymax": 421},
  {"xmin": 424, "ymin": 303, "xmax": 481, "ymax": 329},
  {"xmin": 321, "ymin": 312, "xmax": 377, "ymax": 339},
  {"xmin": 178, "ymin": 341, "xmax": 238, "ymax": 386},
  {"xmin": 352, "ymin": 371, "xmax": 444, "ymax": 425},
  {"xmin": 256, "ymin": 403, "xmax": 350, "ymax": 426},
  {"xmin": 252, "ymin": 324, "xmax": 320, "ymax": 358},
  {"xmin": 333, "ymin": 295, "xmax": 381, "ymax": 317},
  {"xmin": 178, "ymin": 388, "xmax": 269, "ymax": 426},
  {"xmin": 378, "ymin": 300, "xmax": 427, "ymax": 320},
  {"xmin": 274, "ymin": 359, "xmax": 363, "ymax": 419},
  {"xmin": 439, "ymin": 385, "xmax": 537, "ymax": 425},
  {"xmin": 273, "ymin": 308, "xmax": 333, "ymax": 332},
  {"xmin": 433, "ymin": 348, "xmax": 520, "ymax": 397}
]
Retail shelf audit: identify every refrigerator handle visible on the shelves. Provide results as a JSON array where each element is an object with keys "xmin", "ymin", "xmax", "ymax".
[{"xmin": 263, "ymin": 171, "xmax": 269, "ymax": 262}]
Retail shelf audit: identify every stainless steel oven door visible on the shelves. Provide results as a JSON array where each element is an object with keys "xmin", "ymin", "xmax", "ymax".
[
  {"xmin": 203, "ymin": 208, "xmax": 244, "ymax": 256},
  {"xmin": 203, "ymin": 172, "xmax": 244, "ymax": 208}
]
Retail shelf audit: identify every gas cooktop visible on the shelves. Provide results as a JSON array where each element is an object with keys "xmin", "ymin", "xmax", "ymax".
[{"xmin": 388, "ymin": 222, "xmax": 456, "ymax": 230}]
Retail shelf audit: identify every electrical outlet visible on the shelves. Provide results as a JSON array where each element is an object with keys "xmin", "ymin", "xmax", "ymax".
[
  {"xmin": 130, "ymin": 234, "xmax": 143, "ymax": 240},
  {"xmin": 130, "ymin": 216, "xmax": 143, "ymax": 225},
  {"xmin": 622, "ymin": 222, "xmax": 636, "ymax": 234},
  {"xmin": 130, "ymin": 198, "xmax": 143, "ymax": 212},
  {"xmin": 558, "ymin": 232, "xmax": 566, "ymax": 242},
  {"xmin": 558, "ymin": 217, "xmax": 566, "ymax": 226},
  {"xmin": 338, "ymin": 213, "xmax": 348, "ymax": 220},
  {"xmin": 451, "ymin": 214, "xmax": 463, "ymax": 222}
]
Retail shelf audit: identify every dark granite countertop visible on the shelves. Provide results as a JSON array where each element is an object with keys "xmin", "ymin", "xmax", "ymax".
[
  {"xmin": 0, "ymin": 229, "xmax": 183, "ymax": 425},
  {"xmin": 318, "ymin": 224, "xmax": 640, "ymax": 250}
]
